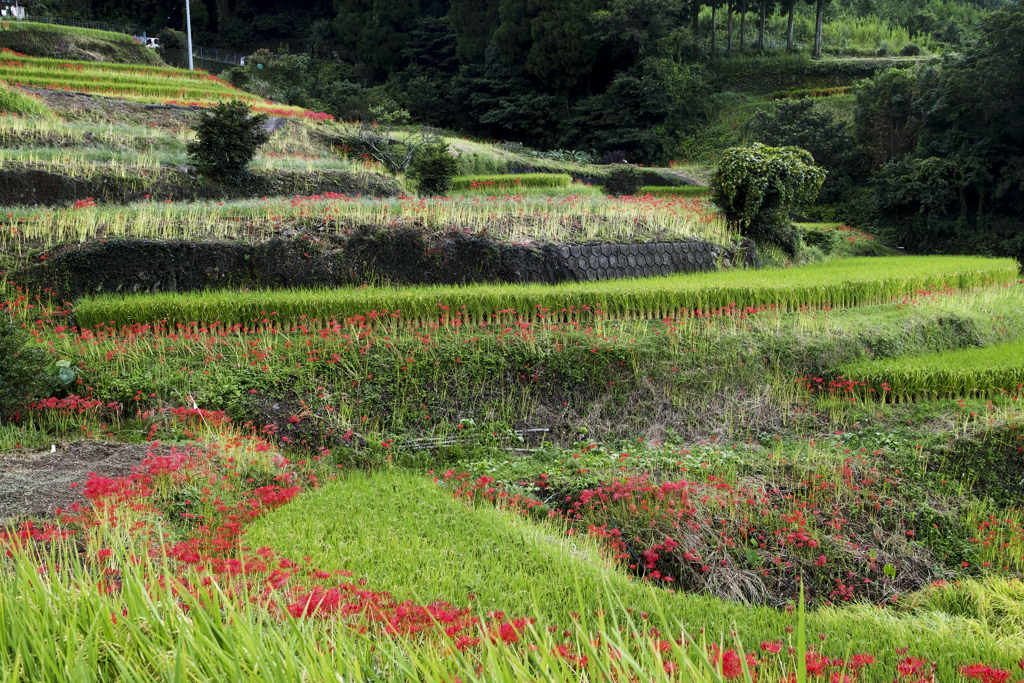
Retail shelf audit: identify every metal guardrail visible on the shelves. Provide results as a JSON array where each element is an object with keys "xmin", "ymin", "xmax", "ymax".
[
  {"xmin": 19, "ymin": 14, "xmax": 138, "ymax": 36},
  {"xmin": 192, "ymin": 45, "xmax": 245, "ymax": 65}
]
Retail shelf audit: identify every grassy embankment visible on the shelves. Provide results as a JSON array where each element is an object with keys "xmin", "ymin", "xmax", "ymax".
[{"xmin": 0, "ymin": 21, "xmax": 164, "ymax": 64}]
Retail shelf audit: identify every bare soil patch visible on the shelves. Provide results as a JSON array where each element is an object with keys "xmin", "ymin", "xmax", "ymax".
[
  {"xmin": 0, "ymin": 440, "xmax": 150, "ymax": 523},
  {"xmin": 24, "ymin": 87, "xmax": 203, "ymax": 127}
]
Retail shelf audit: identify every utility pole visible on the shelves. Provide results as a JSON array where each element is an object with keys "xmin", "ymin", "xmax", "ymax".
[{"xmin": 185, "ymin": 0, "xmax": 194, "ymax": 70}]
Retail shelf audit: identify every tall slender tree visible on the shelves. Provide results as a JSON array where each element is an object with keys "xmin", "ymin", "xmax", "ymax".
[
  {"xmin": 739, "ymin": 0, "xmax": 746, "ymax": 51},
  {"xmin": 726, "ymin": 0, "xmax": 733, "ymax": 55},
  {"xmin": 784, "ymin": 0, "xmax": 795, "ymax": 52},
  {"xmin": 758, "ymin": 0, "xmax": 767, "ymax": 49},
  {"xmin": 711, "ymin": 0, "xmax": 718, "ymax": 53},
  {"xmin": 812, "ymin": 0, "xmax": 828, "ymax": 57}
]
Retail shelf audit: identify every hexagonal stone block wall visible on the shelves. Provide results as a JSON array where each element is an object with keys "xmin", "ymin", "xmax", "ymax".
[{"xmin": 556, "ymin": 241, "xmax": 723, "ymax": 282}]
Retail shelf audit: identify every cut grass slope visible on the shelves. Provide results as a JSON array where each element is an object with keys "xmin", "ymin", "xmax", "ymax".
[
  {"xmin": 245, "ymin": 470, "xmax": 1024, "ymax": 679},
  {"xmin": 838, "ymin": 338, "xmax": 1024, "ymax": 401},
  {"xmin": 74, "ymin": 256, "xmax": 1020, "ymax": 329},
  {"xmin": 0, "ymin": 21, "xmax": 163, "ymax": 65}
]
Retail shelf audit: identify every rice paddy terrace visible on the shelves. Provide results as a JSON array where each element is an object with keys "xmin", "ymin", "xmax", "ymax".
[{"xmin": 1, "ymin": 22, "xmax": 1024, "ymax": 683}]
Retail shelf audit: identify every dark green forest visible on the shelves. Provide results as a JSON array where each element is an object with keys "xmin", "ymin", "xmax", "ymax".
[{"xmin": 38, "ymin": 0, "xmax": 1022, "ymax": 260}]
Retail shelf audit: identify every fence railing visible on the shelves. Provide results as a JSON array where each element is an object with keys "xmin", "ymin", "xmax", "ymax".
[
  {"xmin": 19, "ymin": 14, "xmax": 139, "ymax": 36},
  {"xmin": 192, "ymin": 45, "xmax": 246, "ymax": 65}
]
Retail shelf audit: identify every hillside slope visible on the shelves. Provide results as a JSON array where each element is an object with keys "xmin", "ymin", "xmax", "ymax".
[{"xmin": 0, "ymin": 22, "xmax": 163, "ymax": 65}]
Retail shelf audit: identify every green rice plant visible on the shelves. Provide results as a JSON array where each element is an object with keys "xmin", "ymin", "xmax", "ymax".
[
  {"xmin": 3, "ymin": 453, "xmax": 1024, "ymax": 681},
  {"xmin": 74, "ymin": 256, "xmax": 1020, "ymax": 329},
  {"xmin": 0, "ymin": 146, "xmax": 163, "ymax": 170},
  {"xmin": 11, "ymin": 281, "xmax": 1022, "ymax": 445},
  {"xmin": 0, "ymin": 114, "xmax": 352, "ymax": 174},
  {"xmin": 771, "ymin": 87, "xmax": 854, "ymax": 100},
  {"xmin": 638, "ymin": 186, "xmax": 710, "ymax": 198},
  {"xmin": 453, "ymin": 149, "xmax": 510, "ymax": 176},
  {"xmin": 0, "ymin": 69, "xmax": 254, "ymax": 102},
  {"xmin": 0, "ymin": 53, "xmax": 241, "ymax": 79},
  {"xmin": 0, "ymin": 83, "xmax": 50, "ymax": 117},
  {"xmin": 836, "ymin": 339, "xmax": 1024, "ymax": 402},
  {"xmin": 458, "ymin": 183, "xmax": 604, "ymax": 198},
  {"xmin": 452, "ymin": 173, "xmax": 572, "ymax": 191}
]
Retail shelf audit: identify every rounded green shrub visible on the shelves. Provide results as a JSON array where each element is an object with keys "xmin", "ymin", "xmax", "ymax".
[
  {"xmin": 603, "ymin": 166, "xmax": 641, "ymax": 197},
  {"xmin": 407, "ymin": 142, "xmax": 459, "ymax": 196},
  {"xmin": 0, "ymin": 317, "xmax": 47, "ymax": 424},
  {"xmin": 187, "ymin": 100, "xmax": 271, "ymax": 183},
  {"xmin": 710, "ymin": 143, "xmax": 825, "ymax": 256}
]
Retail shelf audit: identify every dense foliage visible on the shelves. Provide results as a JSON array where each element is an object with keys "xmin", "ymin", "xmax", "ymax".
[
  {"xmin": 0, "ymin": 317, "xmax": 47, "ymax": 423},
  {"xmin": 710, "ymin": 143, "xmax": 826, "ymax": 254},
  {"xmin": 187, "ymin": 100, "xmax": 271, "ymax": 182},
  {"xmin": 33, "ymin": 0, "xmax": 986, "ymax": 166},
  {"xmin": 746, "ymin": 99, "xmax": 858, "ymax": 204},
  {"xmin": 869, "ymin": 0, "xmax": 1023, "ymax": 261}
]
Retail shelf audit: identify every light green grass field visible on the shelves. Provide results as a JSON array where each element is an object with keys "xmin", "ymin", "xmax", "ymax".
[{"xmin": 246, "ymin": 470, "xmax": 1024, "ymax": 681}]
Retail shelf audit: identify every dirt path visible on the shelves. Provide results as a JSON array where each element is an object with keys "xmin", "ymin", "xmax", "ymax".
[{"xmin": 0, "ymin": 441, "xmax": 150, "ymax": 523}]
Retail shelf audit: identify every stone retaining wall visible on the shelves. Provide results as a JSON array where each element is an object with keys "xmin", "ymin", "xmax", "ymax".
[
  {"xmin": 559, "ymin": 241, "xmax": 723, "ymax": 281},
  {"xmin": 16, "ymin": 232, "xmax": 754, "ymax": 301}
]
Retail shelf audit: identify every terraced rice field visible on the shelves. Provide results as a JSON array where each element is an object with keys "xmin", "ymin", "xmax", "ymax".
[
  {"xmin": 839, "ymin": 338, "xmax": 1024, "ymax": 401},
  {"xmin": 73, "ymin": 255, "xmax": 1019, "ymax": 328},
  {"xmin": 0, "ymin": 48, "xmax": 326, "ymax": 117},
  {"xmin": 0, "ymin": 191, "xmax": 727, "ymax": 265}
]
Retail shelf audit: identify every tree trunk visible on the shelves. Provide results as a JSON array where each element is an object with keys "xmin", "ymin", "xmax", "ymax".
[
  {"xmin": 712, "ymin": 2, "xmax": 717, "ymax": 54},
  {"xmin": 727, "ymin": 0, "xmax": 733, "ymax": 55},
  {"xmin": 786, "ymin": 0, "xmax": 795, "ymax": 52},
  {"xmin": 813, "ymin": 0, "xmax": 824, "ymax": 57},
  {"xmin": 740, "ymin": 0, "xmax": 746, "ymax": 52},
  {"xmin": 758, "ymin": 0, "xmax": 766, "ymax": 49},
  {"xmin": 693, "ymin": 0, "xmax": 700, "ymax": 33}
]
